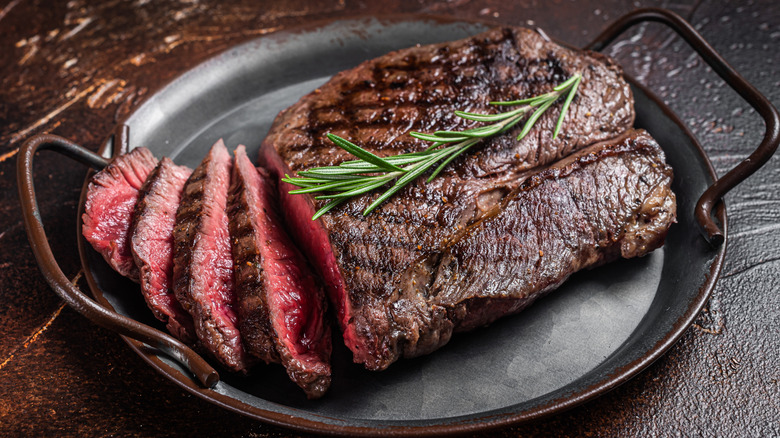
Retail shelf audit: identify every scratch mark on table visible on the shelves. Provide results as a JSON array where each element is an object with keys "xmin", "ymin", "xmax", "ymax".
[
  {"xmin": 18, "ymin": 38, "xmax": 39, "ymax": 65},
  {"xmin": 0, "ymin": 148, "xmax": 19, "ymax": 163},
  {"xmin": 87, "ymin": 79, "xmax": 126, "ymax": 109},
  {"xmin": 0, "ymin": 0, "xmax": 24, "ymax": 23},
  {"xmin": 8, "ymin": 83, "xmax": 99, "ymax": 145},
  {"xmin": 0, "ymin": 270, "xmax": 82, "ymax": 372},
  {"xmin": 123, "ymin": 26, "xmax": 283, "ymax": 67},
  {"xmin": 0, "ymin": 301, "xmax": 67, "ymax": 371},
  {"xmin": 686, "ymin": 0, "xmax": 704, "ymax": 21},
  {"xmin": 59, "ymin": 16, "xmax": 94, "ymax": 41}
]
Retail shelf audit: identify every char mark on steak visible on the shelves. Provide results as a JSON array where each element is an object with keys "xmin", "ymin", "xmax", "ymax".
[
  {"xmin": 130, "ymin": 157, "xmax": 197, "ymax": 344},
  {"xmin": 173, "ymin": 140, "xmax": 251, "ymax": 372},
  {"xmin": 228, "ymin": 145, "xmax": 331, "ymax": 398},
  {"xmin": 83, "ymin": 147, "xmax": 158, "ymax": 281},
  {"xmin": 260, "ymin": 26, "xmax": 638, "ymax": 369}
]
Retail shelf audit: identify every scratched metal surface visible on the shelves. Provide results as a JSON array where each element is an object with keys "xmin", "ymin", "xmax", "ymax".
[{"xmin": 0, "ymin": 0, "xmax": 778, "ymax": 436}]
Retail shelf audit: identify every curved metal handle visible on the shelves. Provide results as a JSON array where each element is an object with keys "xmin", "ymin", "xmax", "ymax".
[
  {"xmin": 586, "ymin": 7, "xmax": 780, "ymax": 246},
  {"xmin": 16, "ymin": 132, "xmax": 219, "ymax": 388}
]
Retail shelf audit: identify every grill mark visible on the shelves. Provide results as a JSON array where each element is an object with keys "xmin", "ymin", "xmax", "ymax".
[
  {"xmin": 227, "ymin": 168, "xmax": 279, "ymax": 364},
  {"xmin": 173, "ymin": 164, "xmax": 208, "ymax": 314},
  {"xmin": 307, "ymin": 36, "xmax": 518, "ymax": 139},
  {"xmin": 302, "ymin": 56, "xmax": 573, "ymax": 169}
]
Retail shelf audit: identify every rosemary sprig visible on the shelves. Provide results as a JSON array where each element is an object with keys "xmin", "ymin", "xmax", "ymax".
[{"xmin": 282, "ymin": 73, "xmax": 582, "ymax": 219}]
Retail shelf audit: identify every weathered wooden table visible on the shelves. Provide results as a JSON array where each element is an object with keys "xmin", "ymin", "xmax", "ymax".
[{"xmin": 1, "ymin": 0, "xmax": 778, "ymax": 435}]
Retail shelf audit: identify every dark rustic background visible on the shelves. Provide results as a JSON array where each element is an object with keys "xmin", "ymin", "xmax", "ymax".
[{"xmin": 1, "ymin": 0, "xmax": 778, "ymax": 436}]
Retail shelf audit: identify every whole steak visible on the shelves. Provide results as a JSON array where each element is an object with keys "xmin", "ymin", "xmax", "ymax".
[{"xmin": 260, "ymin": 27, "xmax": 644, "ymax": 370}]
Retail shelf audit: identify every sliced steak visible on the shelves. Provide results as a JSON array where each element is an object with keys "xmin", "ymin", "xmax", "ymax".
[
  {"xmin": 228, "ymin": 145, "xmax": 331, "ymax": 398},
  {"xmin": 260, "ymin": 27, "xmax": 637, "ymax": 368},
  {"xmin": 82, "ymin": 147, "xmax": 158, "ymax": 281},
  {"xmin": 173, "ymin": 140, "xmax": 250, "ymax": 372},
  {"xmin": 130, "ymin": 158, "xmax": 196, "ymax": 344}
]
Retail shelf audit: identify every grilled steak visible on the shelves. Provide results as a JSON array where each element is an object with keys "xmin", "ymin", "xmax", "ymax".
[
  {"xmin": 228, "ymin": 145, "xmax": 331, "ymax": 398},
  {"xmin": 173, "ymin": 140, "xmax": 250, "ymax": 372},
  {"xmin": 276, "ymin": 126, "xmax": 674, "ymax": 370},
  {"xmin": 260, "ymin": 27, "xmax": 639, "ymax": 369},
  {"xmin": 130, "ymin": 158, "xmax": 196, "ymax": 344},
  {"xmin": 384, "ymin": 130, "xmax": 675, "ymax": 365},
  {"xmin": 83, "ymin": 147, "xmax": 158, "ymax": 281}
]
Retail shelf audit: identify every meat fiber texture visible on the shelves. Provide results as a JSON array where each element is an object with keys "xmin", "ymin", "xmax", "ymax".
[
  {"xmin": 82, "ymin": 147, "xmax": 158, "ymax": 281},
  {"xmin": 228, "ymin": 145, "xmax": 331, "ymax": 398},
  {"xmin": 259, "ymin": 27, "xmax": 673, "ymax": 370},
  {"xmin": 388, "ymin": 130, "xmax": 675, "ymax": 362},
  {"xmin": 173, "ymin": 140, "xmax": 251, "ymax": 372},
  {"xmin": 130, "ymin": 158, "xmax": 197, "ymax": 344}
]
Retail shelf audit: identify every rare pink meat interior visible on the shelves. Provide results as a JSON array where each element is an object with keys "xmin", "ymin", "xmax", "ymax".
[
  {"xmin": 228, "ymin": 145, "xmax": 331, "ymax": 398},
  {"xmin": 83, "ymin": 147, "xmax": 158, "ymax": 281},
  {"xmin": 172, "ymin": 140, "xmax": 251, "ymax": 372},
  {"xmin": 130, "ymin": 158, "xmax": 197, "ymax": 344}
]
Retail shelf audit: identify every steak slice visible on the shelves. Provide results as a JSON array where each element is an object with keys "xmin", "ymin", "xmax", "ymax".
[
  {"xmin": 260, "ymin": 26, "xmax": 636, "ymax": 368},
  {"xmin": 82, "ymin": 147, "xmax": 158, "ymax": 281},
  {"xmin": 228, "ymin": 145, "xmax": 331, "ymax": 398},
  {"xmin": 173, "ymin": 140, "xmax": 250, "ymax": 372},
  {"xmin": 130, "ymin": 158, "xmax": 196, "ymax": 344}
]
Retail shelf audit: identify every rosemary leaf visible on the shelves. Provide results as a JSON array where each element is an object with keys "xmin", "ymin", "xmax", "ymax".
[
  {"xmin": 363, "ymin": 155, "xmax": 441, "ymax": 215},
  {"xmin": 326, "ymin": 134, "xmax": 403, "ymax": 172},
  {"xmin": 340, "ymin": 154, "xmax": 431, "ymax": 168},
  {"xmin": 427, "ymin": 138, "xmax": 481, "ymax": 182},
  {"xmin": 553, "ymin": 74, "xmax": 581, "ymax": 92},
  {"xmin": 316, "ymin": 175, "xmax": 397, "ymax": 199},
  {"xmin": 312, "ymin": 198, "xmax": 347, "ymax": 220},
  {"xmin": 410, "ymin": 132, "xmax": 469, "ymax": 143},
  {"xmin": 553, "ymin": 74, "xmax": 582, "ymax": 138},
  {"xmin": 288, "ymin": 178, "xmax": 376, "ymax": 194},
  {"xmin": 516, "ymin": 98, "xmax": 555, "ymax": 141},
  {"xmin": 453, "ymin": 111, "xmax": 514, "ymax": 122}
]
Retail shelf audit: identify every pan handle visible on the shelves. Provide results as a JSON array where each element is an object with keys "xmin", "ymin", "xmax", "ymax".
[
  {"xmin": 16, "ymin": 131, "xmax": 219, "ymax": 388},
  {"xmin": 586, "ymin": 7, "xmax": 780, "ymax": 246}
]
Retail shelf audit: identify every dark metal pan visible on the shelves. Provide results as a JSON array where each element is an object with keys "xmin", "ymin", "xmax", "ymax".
[{"xmin": 16, "ymin": 8, "xmax": 779, "ymax": 436}]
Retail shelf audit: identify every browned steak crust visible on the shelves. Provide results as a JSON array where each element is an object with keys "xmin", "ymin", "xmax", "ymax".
[{"xmin": 383, "ymin": 130, "xmax": 676, "ymax": 363}]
